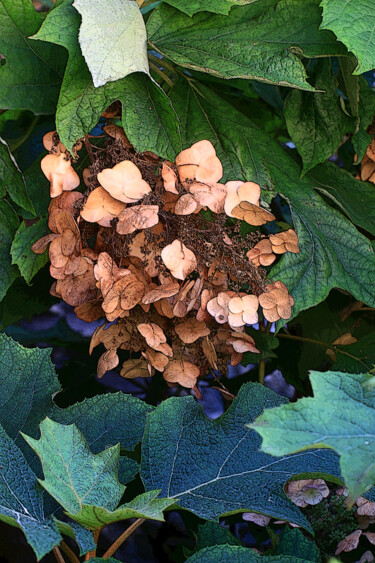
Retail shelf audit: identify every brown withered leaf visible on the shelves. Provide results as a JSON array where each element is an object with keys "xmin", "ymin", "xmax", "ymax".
[
  {"xmin": 103, "ymin": 124, "xmax": 132, "ymax": 148},
  {"xmin": 163, "ymin": 360, "xmax": 200, "ymax": 388},
  {"xmin": 242, "ymin": 513, "xmax": 271, "ymax": 527},
  {"xmin": 175, "ymin": 318, "xmax": 210, "ymax": 344},
  {"xmin": 332, "ymin": 332, "xmax": 358, "ymax": 346},
  {"xmin": 31, "ymin": 233, "xmax": 59, "ymax": 254},
  {"xmin": 121, "ymin": 358, "xmax": 150, "ymax": 378},
  {"xmin": 97, "ymin": 348, "xmax": 119, "ymax": 379},
  {"xmin": 48, "ymin": 191, "xmax": 83, "ymax": 233},
  {"xmin": 142, "ymin": 347, "xmax": 169, "ymax": 372}
]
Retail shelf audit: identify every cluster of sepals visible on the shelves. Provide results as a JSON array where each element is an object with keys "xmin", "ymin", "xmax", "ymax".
[{"xmin": 33, "ymin": 128, "xmax": 298, "ymax": 391}]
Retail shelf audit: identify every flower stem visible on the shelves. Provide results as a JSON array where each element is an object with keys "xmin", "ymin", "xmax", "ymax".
[
  {"xmin": 53, "ymin": 546, "xmax": 65, "ymax": 563},
  {"xmin": 102, "ymin": 518, "xmax": 146, "ymax": 559},
  {"xmin": 59, "ymin": 542, "xmax": 80, "ymax": 563}
]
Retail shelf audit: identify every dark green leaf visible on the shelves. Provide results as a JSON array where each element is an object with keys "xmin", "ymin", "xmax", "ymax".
[
  {"xmin": 0, "ymin": 200, "xmax": 20, "ymax": 301},
  {"xmin": 268, "ymin": 159, "xmax": 375, "ymax": 323},
  {"xmin": 188, "ymin": 522, "xmax": 242, "ymax": 556},
  {"xmin": 0, "ymin": 424, "xmax": 62, "ymax": 560},
  {"xmin": 141, "ymin": 383, "xmax": 341, "ymax": 530},
  {"xmin": 162, "ymin": 0, "xmax": 251, "ymax": 16},
  {"xmin": 251, "ymin": 370, "xmax": 375, "ymax": 500},
  {"xmin": 272, "ymin": 527, "xmax": 321, "ymax": 561},
  {"xmin": 34, "ymin": 0, "xmax": 181, "ymax": 158},
  {"xmin": 0, "ymin": 138, "xmax": 34, "ymax": 214},
  {"xmin": 186, "ymin": 544, "xmax": 314, "ymax": 562},
  {"xmin": 320, "ymin": 0, "xmax": 375, "ymax": 74},
  {"xmin": 0, "ymin": 0, "xmax": 65, "ymax": 114},
  {"xmin": 147, "ymin": 1, "xmax": 347, "ymax": 90},
  {"xmin": 284, "ymin": 60, "xmax": 353, "ymax": 175},
  {"xmin": 11, "ymin": 218, "xmax": 49, "ymax": 284}
]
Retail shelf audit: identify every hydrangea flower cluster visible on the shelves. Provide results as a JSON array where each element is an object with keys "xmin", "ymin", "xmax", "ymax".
[{"xmin": 33, "ymin": 128, "xmax": 298, "ymax": 392}]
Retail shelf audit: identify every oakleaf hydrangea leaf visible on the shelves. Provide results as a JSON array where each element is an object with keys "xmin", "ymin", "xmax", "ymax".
[
  {"xmin": 147, "ymin": 1, "xmax": 347, "ymax": 90},
  {"xmin": 0, "ymin": 138, "xmax": 35, "ymax": 214},
  {"xmin": 320, "ymin": 0, "xmax": 375, "ymax": 74},
  {"xmin": 69, "ymin": 491, "xmax": 175, "ymax": 530},
  {"xmin": 141, "ymin": 383, "xmax": 341, "ymax": 531},
  {"xmin": 23, "ymin": 418, "xmax": 126, "ymax": 514},
  {"xmin": 250, "ymin": 371, "xmax": 375, "ymax": 502},
  {"xmin": 0, "ymin": 425, "xmax": 62, "ymax": 560},
  {"xmin": 162, "ymin": 0, "xmax": 251, "ymax": 17},
  {"xmin": 73, "ymin": 0, "xmax": 149, "ymax": 87},
  {"xmin": 11, "ymin": 218, "xmax": 49, "ymax": 285},
  {"xmin": 0, "ymin": 0, "xmax": 65, "ymax": 114},
  {"xmin": 185, "ymin": 545, "xmax": 314, "ymax": 562},
  {"xmin": 33, "ymin": 0, "xmax": 180, "ymax": 158},
  {"xmin": 0, "ymin": 201, "xmax": 20, "ymax": 301}
]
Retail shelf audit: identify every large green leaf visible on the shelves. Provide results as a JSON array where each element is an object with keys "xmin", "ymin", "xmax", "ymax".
[
  {"xmin": 51, "ymin": 393, "xmax": 154, "ymax": 484},
  {"xmin": 251, "ymin": 371, "xmax": 375, "ymax": 501},
  {"xmin": 186, "ymin": 521, "xmax": 243, "ymax": 557},
  {"xmin": 0, "ymin": 0, "xmax": 65, "ymax": 114},
  {"xmin": 169, "ymin": 77, "xmax": 272, "ymax": 194},
  {"xmin": 147, "ymin": 0, "xmax": 347, "ymax": 90},
  {"xmin": 23, "ymin": 418, "xmax": 126, "ymax": 514},
  {"xmin": 69, "ymin": 491, "xmax": 174, "ymax": 530},
  {"xmin": 0, "ymin": 424, "xmax": 62, "ymax": 560},
  {"xmin": 0, "ymin": 200, "xmax": 20, "ymax": 301},
  {"xmin": 0, "ymin": 334, "xmax": 59, "ymax": 452},
  {"xmin": 73, "ymin": 0, "xmax": 149, "ymax": 87},
  {"xmin": 284, "ymin": 60, "xmax": 353, "ymax": 175},
  {"xmin": 0, "ymin": 138, "xmax": 35, "ymax": 214},
  {"xmin": 141, "ymin": 383, "xmax": 341, "ymax": 530},
  {"xmin": 185, "ymin": 545, "xmax": 314, "ymax": 562},
  {"xmin": 11, "ymin": 218, "xmax": 49, "ymax": 284},
  {"xmin": 162, "ymin": 0, "xmax": 252, "ymax": 16},
  {"xmin": 309, "ymin": 162, "xmax": 375, "ymax": 237},
  {"xmin": 333, "ymin": 332, "xmax": 375, "ymax": 374},
  {"xmin": 320, "ymin": 0, "xmax": 375, "ymax": 74},
  {"xmin": 268, "ymin": 159, "xmax": 375, "ymax": 322},
  {"xmin": 33, "ymin": 0, "xmax": 181, "ymax": 157},
  {"xmin": 272, "ymin": 527, "xmax": 321, "ymax": 561}
]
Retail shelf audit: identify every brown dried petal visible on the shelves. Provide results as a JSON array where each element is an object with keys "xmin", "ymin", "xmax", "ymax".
[
  {"xmin": 116, "ymin": 205, "xmax": 159, "ymax": 235},
  {"xmin": 98, "ymin": 160, "xmax": 151, "ymax": 203},
  {"xmin": 175, "ymin": 318, "xmax": 210, "ymax": 344},
  {"xmin": 121, "ymin": 358, "xmax": 150, "ymax": 379},
  {"xmin": 335, "ymin": 530, "xmax": 362, "ymax": 554},
  {"xmin": 137, "ymin": 322, "xmax": 166, "ymax": 349},
  {"xmin": 164, "ymin": 360, "xmax": 200, "ymax": 388},
  {"xmin": 232, "ymin": 201, "xmax": 275, "ymax": 226},
  {"xmin": 97, "ymin": 348, "xmax": 119, "ymax": 378}
]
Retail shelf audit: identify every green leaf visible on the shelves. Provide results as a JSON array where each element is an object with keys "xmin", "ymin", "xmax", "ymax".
[
  {"xmin": 73, "ymin": 0, "xmax": 149, "ymax": 87},
  {"xmin": 56, "ymin": 520, "xmax": 96, "ymax": 555},
  {"xmin": 0, "ymin": 424, "xmax": 62, "ymax": 560},
  {"xmin": 352, "ymin": 77, "xmax": 375, "ymax": 161},
  {"xmin": 170, "ymin": 77, "xmax": 273, "ymax": 195},
  {"xmin": 272, "ymin": 527, "xmax": 321, "ymax": 561},
  {"xmin": 0, "ymin": 0, "xmax": 65, "ymax": 114},
  {"xmin": 23, "ymin": 156, "xmax": 51, "ymax": 218},
  {"xmin": 33, "ymin": 0, "xmax": 181, "ymax": 158},
  {"xmin": 250, "ymin": 370, "xmax": 375, "ymax": 501},
  {"xmin": 0, "ymin": 334, "xmax": 60, "ymax": 453},
  {"xmin": 51, "ymin": 393, "xmax": 154, "ymax": 484},
  {"xmin": 284, "ymin": 60, "xmax": 353, "ymax": 175},
  {"xmin": 241, "ymin": 328, "xmax": 279, "ymax": 365},
  {"xmin": 147, "ymin": 1, "xmax": 347, "ymax": 90},
  {"xmin": 309, "ymin": 161, "xmax": 375, "ymax": 237},
  {"xmin": 70, "ymin": 490, "xmax": 174, "ymax": 530},
  {"xmin": 162, "ymin": 0, "xmax": 251, "ymax": 16},
  {"xmin": 23, "ymin": 418, "xmax": 126, "ymax": 514},
  {"xmin": 141, "ymin": 383, "xmax": 341, "ymax": 530},
  {"xmin": 11, "ymin": 218, "xmax": 49, "ymax": 284},
  {"xmin": 268, "ymin": 159, "xmax": 375, "ymax": 323},
  {"xmin": 0, "ymin": 200, "xmax": 20, "ymax": 301},
  {"xmin": 320, "ymin": 0, "xmax": 375, "ymax": 74},
  {"xmin": 0, "ymin": 138, "xmax": 35, "ymax": 214},
  {"xmin": 187, "ymin": 522, "xmax": 242, "ymax": 557},
  {"xmin": 185, "ymin": 545, "xmax": 313, "ymax": 562},
  {"xmin": 333, "ymin": 332, "xmax": 375, "ymax": 374}
]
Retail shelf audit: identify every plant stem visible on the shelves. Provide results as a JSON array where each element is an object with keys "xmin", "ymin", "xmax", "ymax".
[
  {"xmin": 258, "ymin": 359, "xmax": 266, "ymax": 384},
  {"xmin": 84, "ymin": 528, "xmax": 101, "ymax": 560},
  {"xmin": 149, "ymin": 61, "xmax": 174, "ymax": 87},
  {"xmin": 84, "ymin": 135, "xmax": 95, "ymax": 164},
  {"xmin": 53, "ymin": 546, "xmax": 65, "ymax": 563},
  {"xmin": 148, "ymin": 53, "xmax": 176, "ymax": 74},
  {"xmin": 277, "ymin": 332, "xmax": 368, "ymax": 368},
  {"xmin": 102, "ymin": 518, "xmax": 146, "ymax": 559},
  {"xmin": 59, "ymin": 542, "xmax": 80, "ymax": 563}
]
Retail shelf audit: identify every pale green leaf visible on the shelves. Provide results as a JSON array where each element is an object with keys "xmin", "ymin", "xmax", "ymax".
[
  {"xmin": 33, "ymin": 0, "xmax": 181, "ymax": 157},
  {"xmin": 23, "ymin": 418, "xmax": 126, "ymax": 514},
  {"xmin": 11, "ymin": 218, "xmax": 49, "ymax": 284},
  {"xmin": 251, "ymin": 371, "xmax": 375, "ymax": 501},
  {"xmin": 0, "ymin": 138, "xmax": 35, "ymax": 214},
  {"xmin": 69, "ymin": 491, "xmax": 174, "ymax": 530},
  {"xmin": 0, "ymin": 0, "xmax": 65, "ymax": 114},
  {"xmin": 320, "ymin": 0, "xmax": 375, "ymax": 74},
  {"xmin": 284, "ymin": 59, "xmax": 353, "ymax": 175},
  {"xmin": 147, "ymin": 0, "xmax": 347, "ymax": 90},
  {"xmin": 0, "ymin": 425, "xmax": 62, "ymax": 560},
  {"xmin": 141, "ymin": 383, "xmax": 341, "ymax": 530},
  {"xmin": 0, "ymin": 200, "xmax": 20, "ymax": 301},
  {"xmin": 73, "ymin": 0, "xmax": 149, "ymax": 87}
]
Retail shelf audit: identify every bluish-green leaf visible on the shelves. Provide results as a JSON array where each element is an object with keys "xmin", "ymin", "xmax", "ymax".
[
  {"xmin": 11, "ymin": 218, "xmax": 49, "ymax": 284},
  {"xmin": 186, "ymin": 544, "xmax": 314, "ymax": 562},
  {"xmin": 141, "ymin": 383, "xmax": 341, "ymax": 530}
]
